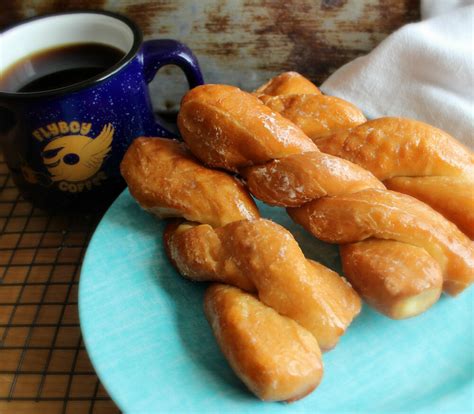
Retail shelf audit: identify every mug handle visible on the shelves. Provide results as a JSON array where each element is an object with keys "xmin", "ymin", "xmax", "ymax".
[{"xmin": 141, "ymin": 39, "xmax": 204, "ymax": 137}]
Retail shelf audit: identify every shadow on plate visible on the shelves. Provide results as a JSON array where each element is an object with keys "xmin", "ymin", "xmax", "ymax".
[
  {"xmin": 153, "ymin": 234, "xmax": 257, "ymax": 401},
  {"xmin": 109, "ymin": 194, "xmax": 255, "ymax": 402}
]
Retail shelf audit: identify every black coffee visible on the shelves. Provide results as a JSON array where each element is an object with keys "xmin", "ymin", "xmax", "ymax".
[{"xmin": 1, "ymin": 43, "xmax": 125, "ymax": 93}]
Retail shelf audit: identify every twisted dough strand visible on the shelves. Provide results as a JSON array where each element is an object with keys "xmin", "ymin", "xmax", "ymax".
[
  {"xmin": 314, "ymin": 118, "xmax": 474, "ymax": 238},
  {"xmin": 119, "ymin": 136, "xmax": 259, "ymax": 227},
  {"xmin": 254, "ymin": 71, "xmax": 322, "ymax": 96},
  {"xmin": 178, "ymin": 84, "xmax": 473, "ymax": 314},
  {"xmin": 258, "ymin": 94, "xmax": 367, "ymax": 139},
  {"xmin": 289, "ymin": 188, "xmax": 473, "ymax": 295},
  {"xmin": 204, "ymin": 284, "xmax": 323, "ymax": 402}
]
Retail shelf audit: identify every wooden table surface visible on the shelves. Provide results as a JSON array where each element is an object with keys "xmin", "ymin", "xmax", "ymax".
[{"xmin": 0, "ymin": 1, "xmax": 419, "ymax": 413}]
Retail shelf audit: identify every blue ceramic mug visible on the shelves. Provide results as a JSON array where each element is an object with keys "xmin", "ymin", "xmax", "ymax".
[{"xmin": 0, "ymin": 10, "xmax": 204, "ymax": 211}]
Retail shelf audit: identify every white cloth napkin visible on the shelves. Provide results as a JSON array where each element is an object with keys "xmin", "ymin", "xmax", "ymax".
[{"xmin": 321, "ymin": 0, "xmax": 474, "ymax": 148}]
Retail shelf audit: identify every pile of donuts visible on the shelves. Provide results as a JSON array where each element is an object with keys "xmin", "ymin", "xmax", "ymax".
[{"xmin": 120, "ymin": 72, "xmax": 474, "ymax": 402}]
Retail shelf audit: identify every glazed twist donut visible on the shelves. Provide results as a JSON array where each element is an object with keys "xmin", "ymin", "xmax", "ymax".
[
  {"xmin": 165, "ymin": 217, "xmax": 360, "ymax": 351},
  {"xmin": 120, "ymin": 137, "xmax": 361, "ymax": 401},
  {"xmin": 121, "ymin": 137, "xmax": 360, "ymax": 349},
  {"xmin": 178, "ymin": 84, "xmax": 474, "ymax": 318},
  {"xmin": 259, "ymin": 73, "xmax": 474, "ymax": 239}
]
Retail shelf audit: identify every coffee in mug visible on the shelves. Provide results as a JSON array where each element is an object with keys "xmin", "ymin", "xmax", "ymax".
[
  {"xmin": 0, "ymin": 11, "xmax": 204, "ymax": 211},
  {"xmin": 1, "ymin": 43, "xmax": 125, "ymax": 93}
]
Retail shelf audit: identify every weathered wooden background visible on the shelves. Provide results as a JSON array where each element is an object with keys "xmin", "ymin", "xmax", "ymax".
[{"xmin": 1, "ymin": 0, "xmax": 419, "ymax": 112}]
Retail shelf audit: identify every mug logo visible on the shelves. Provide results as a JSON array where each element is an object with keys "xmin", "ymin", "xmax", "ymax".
[
  {"xmin": 42, "ymin": 123, "xmax": 114, "ymax": 182},
  {"xmin": 25, "ymin": 121, "xmax": 114, "ymax": 193}
]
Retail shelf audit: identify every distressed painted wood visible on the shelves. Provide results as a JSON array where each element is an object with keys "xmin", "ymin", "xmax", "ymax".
[{"xmin": 1, "ymin": 0, "xmax": 419, "ymax": 111}]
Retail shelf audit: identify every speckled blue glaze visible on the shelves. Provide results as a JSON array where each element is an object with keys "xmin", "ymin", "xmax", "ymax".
[
  {"xmin": 21, "ymin": 55, "xmax": 162, "ymax": 180},
  {"xmin": 0, "ymin": 12, "xmax": 204, "ymax": 210},
  {"xmin": 21, "ymin": 40, "xmax": 203, "ymax": 181}
]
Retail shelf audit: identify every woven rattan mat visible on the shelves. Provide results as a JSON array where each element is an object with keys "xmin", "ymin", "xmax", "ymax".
[{"xmin": 0, "ymin": 151, "xmax": 119, "ymax": 414}]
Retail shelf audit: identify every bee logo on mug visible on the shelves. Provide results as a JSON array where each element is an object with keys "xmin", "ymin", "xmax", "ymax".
[{"xmin": 27, "ymin": 121, "xmax": 114, "ymax": 193}]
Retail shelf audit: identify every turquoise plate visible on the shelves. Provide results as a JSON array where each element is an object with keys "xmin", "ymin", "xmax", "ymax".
[{"xmin": 79, "ymin": 189, "xmax": 473, "ymax": 413}]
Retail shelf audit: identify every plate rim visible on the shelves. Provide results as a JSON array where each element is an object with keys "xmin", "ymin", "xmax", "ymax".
[
  {"xmin": 79, "ymin": 189, "xmax": 474, "ymax": 413},
  {"xmin": 78, "ymin": 190, "xmax": 129, "ymax": 412}
]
